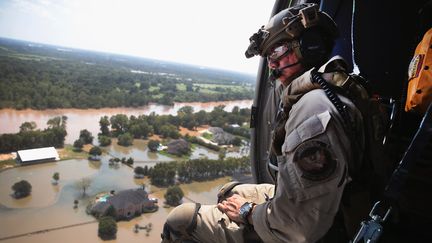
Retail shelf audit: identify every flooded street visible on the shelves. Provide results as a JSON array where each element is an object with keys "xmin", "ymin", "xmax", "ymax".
[{"xmin": 0, "ymin": 100, "xmax": 252, "ymax": 144}]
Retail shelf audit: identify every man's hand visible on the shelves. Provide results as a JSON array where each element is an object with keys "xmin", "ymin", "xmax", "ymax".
[{"xmin": 217, "ymin": 194, "xmax": 254, "ymax": 224}]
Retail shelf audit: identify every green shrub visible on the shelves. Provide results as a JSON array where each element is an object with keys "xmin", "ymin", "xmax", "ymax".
[
  {"xmin": 98, "ymin": 135, "xmax": 112, "ymax": 146},
  {"xmin": 147, "ymin": 139, "xmax": 160, "ymax": 152},
  {"xmin": 98, "ymin": 216, "xmax": 117, "ymax": 240},
  {"xmin": 89, "ymin": 146, "xmax": 102, "ymax": 156},
  {"xmin": 164, "ymin": 185, "xmax": 184, "ymax": 206},
  {"xmin": 117, "ymin": 133, "xmax": 133, "ymax": 146},
  {"xmin": 12, "ymin": 180, "xmax": 32, "ymax": 198}
]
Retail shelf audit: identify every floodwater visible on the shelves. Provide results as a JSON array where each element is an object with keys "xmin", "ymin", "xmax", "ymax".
[
  {"xmin": 0, "ymin": 100, "xmax": 251, "ymax": 242},
  {"xmin": 107, "ymin": 139, "xmax": 242, "ymax": 165},
  {"xmin": 107, "ymin": 139, "xmax": 175, "ymax": 165},
  {"xmin": 0, "ymin": 145, "xmax": 232, "ymax": 243},
  {"xmin": 190, "ymin": 146, "xmax": 219, "ymax": 160},
  {"xmin": 0, "ymin": 100, "xmax": 253, "ymax": 144}
]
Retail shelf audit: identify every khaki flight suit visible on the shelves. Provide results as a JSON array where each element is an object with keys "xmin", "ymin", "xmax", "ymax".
[
  {"xmin": 164, "ymin": 60, "xmax": 364, "ymax": 243},
  {"xmin": 258, "ymin": 79, "xmax": 284, "ymax": 183}
]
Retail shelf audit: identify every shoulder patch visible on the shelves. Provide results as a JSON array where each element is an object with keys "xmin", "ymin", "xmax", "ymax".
[
  {"xmin": 284, "ymin": 110, "xmax": 331, "ymax": 153},
  {"xmin": 293, "ymin": 140, "xmax": 336, "ymax": 181}
]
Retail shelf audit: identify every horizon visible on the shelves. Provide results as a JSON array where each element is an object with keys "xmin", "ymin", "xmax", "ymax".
[
  {"xmin": 0, "ymin": 35, "xmax": 256, "ymax": 78},
  {"xmin": 0, "ymin": 0, "xmax": 275, "ymax": 75}
]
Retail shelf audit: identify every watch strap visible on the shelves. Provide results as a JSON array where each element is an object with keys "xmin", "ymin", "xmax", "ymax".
[{"xmin": 239, "ymin": 202, "xmax": 255, "ymax": 225}]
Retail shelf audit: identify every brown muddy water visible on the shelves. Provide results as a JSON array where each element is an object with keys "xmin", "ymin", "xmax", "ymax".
[
  {"xmin": 0, "ymin": 100, "xmax": 253, "ymax": 144},
  {"xmin": 107, "ymin": 139, "xmax": 230, "ymax": 164},
  {"xmin": 0, "ymin": 150, "xmax": 231, "ymax": 243},
  {"xmin": 0, "ymin": 101, "xmax": 251, "ymax": 242}
]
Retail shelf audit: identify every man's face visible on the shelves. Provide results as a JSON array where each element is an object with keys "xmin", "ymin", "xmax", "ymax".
[{"xmin": 267, "ymin": 43, "xmax": 304, "ymax": 86}]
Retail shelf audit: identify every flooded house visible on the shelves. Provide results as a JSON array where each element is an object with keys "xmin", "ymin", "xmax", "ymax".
[
  {"xmin": 89, "ymin": 188, "xmax": 158, "ymax": 220},
  {"xmin": 208, "ymin": 127, "xmax": 235, "ymax": 145},
  {"xmin": 167, "ymin": 139, "xmax": 190, "ymax": 156}
]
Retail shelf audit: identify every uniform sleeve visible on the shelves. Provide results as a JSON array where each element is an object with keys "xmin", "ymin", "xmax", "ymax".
[{"xmin": 252, "ymin": 90, "xmax": 356, "ymax": 243}]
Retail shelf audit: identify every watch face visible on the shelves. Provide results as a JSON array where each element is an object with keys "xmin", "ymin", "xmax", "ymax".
[{"xmin": 240, "ymin": 202, "xmax": 252, "ymax": 221}]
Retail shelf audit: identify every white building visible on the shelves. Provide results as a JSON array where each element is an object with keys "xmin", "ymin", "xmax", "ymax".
[{"xmin": 17, "ymin": 147, "xmax": 60, "ymax": 164}]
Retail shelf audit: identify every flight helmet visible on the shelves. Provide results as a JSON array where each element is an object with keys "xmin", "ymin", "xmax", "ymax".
[{"xmin": 245, "ymin": 3, "xmax": 338, "ymax": 67}]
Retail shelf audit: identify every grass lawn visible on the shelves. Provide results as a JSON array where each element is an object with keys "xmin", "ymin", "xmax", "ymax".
[
  {"xmin": 0, "ymin": 159, "xmax": 16, "ymax": 170},
  {"xmin": 58, "ymin": 145, "xmax": 89, "ymax": 160},
  {"xmin": 202, "ymin": 132, "xmax": 213, "ymax": 140},
  {"xmin": 159, "ymin": 150, "xmax": 190, "ymax": 160}
]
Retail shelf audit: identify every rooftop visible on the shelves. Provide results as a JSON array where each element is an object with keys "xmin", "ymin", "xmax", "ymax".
[{"xmin": 17, "ymin": 147, "xmax": 60, "ymax": 162}]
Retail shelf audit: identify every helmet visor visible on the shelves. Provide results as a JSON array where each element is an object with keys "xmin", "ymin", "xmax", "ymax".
[
  {"xmin": 267, "ymin": 44, "xmax": 291, "ymax": 63},
  {"xmin": 266, "ymin": 41, "xmax": 299, "ymax": 64}
]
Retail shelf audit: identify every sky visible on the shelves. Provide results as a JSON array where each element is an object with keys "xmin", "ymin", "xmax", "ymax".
[{"xmin": 0, "ymin": 0, "xmax": 275, "ymax": 75}]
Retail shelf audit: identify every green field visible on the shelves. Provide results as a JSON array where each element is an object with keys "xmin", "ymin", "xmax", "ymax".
[{"xmin": 0, "ymin": 38, "xmax": 255, "ymax": 110}]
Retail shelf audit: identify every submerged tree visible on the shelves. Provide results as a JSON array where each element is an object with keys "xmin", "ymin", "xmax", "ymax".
[
  {"xmin": 99, "ymin": 116, "xmax": 111, "ymax": 136},
  {"xmin": 47, "ymin": 116, "xmax": 67, "ymax": 129},
  {"xmin": 164, "ymin": 185, "xmax": 184, "ymax": 206},
  {"xmin": 134, "ymin": 166, "xmax": 145, "ymax": 176},
  {"xmin": 19, "ymin": 121, "xmax": 37, "ymax": 132},
  {"xmin": 88, "ymin": 146, "xmax": 102, "ymax": 161},
  {"xmin": 98, "ymin": 216, "xmax": 117, "ymax": 240},
  {"xmin": 12, "ymin": 180, "xmax": 32, "ymax": 198},
  {"xmin": 79, "ymin": 129, "xmax": 94, "ymax": 144},
  {"xmin": 126, "ymin": 157, "xmax": 134, "ymax": 165},
  {"xmin": 98, "ymin": 135, "xmax": 112, "ymax": 146},
  {"xmin": 73, "ymin": 139, "xmax": 84, "ymax": 152},
  {"xmin": 110, "ymin": 114, "xmax": 129, "ymax": 136},
  {"xmin": 117, "ymin": 133, "xmax": 133, "ymax": 146},
  {"xmin": 76, "ymin": 178, "xmax": 92, "ymax": 196},
  {"xmin": 89, "ymin": 146, "xmax": 102, "ymax": 156},
  {"xmin": 147, "ymin": 139, "xmax": 160, "ymax": 152},
  {"xmin": 52, "ymin": 172, "xmax": 60, "ymax": 185}
]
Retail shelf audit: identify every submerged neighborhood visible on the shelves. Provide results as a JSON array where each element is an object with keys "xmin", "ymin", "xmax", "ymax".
[
  {"xmin": 0, "ymin": 21, "xmax": 256, "ymax": 243},
  {"xmin": 1, "ymin": 107, "xmax": 252, "ymax": 241}
]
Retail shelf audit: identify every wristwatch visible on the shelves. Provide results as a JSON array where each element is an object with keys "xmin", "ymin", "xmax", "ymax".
[{"xmin": 239, "ymin": 202, "xmax": 255, "ymax": 225}]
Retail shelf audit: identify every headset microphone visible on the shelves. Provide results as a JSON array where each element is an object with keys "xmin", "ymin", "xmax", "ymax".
[{"xmin": 269, "ymin": 61, "xmax": 300, "ymax": 81}]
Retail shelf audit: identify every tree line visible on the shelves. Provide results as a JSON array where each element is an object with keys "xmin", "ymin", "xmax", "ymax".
[
  {"xmin": 0, "ymin": 39, "xmax": 254, "ymax": 110},
  {"xmin": 98, "ymin": 105, "xmax": 251, "ymax": 143},
  {"xmin": 0, "ymin": 116, "xmax": 67, "ymax": 153},
  {"xmin": 147, "ymin": 156, "xmax": 251, "ymax": 187}
]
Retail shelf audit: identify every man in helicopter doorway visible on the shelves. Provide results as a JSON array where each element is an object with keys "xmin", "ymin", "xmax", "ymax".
[{"xmin": 161, "ymin": 3, "xmax": 365, "ymax": 243}]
